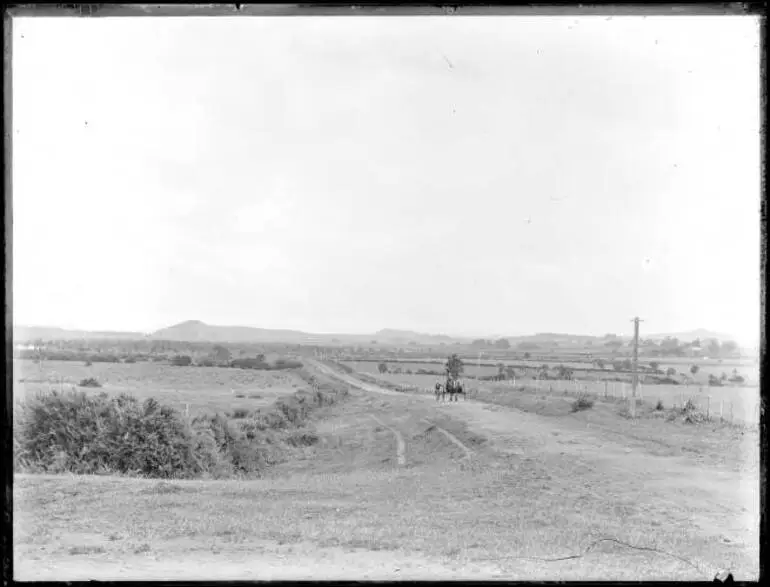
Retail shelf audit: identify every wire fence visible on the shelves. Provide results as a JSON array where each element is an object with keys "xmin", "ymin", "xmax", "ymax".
[{"xmin": 385, "ymin": 375, "xmax": 759, "ymax": 427}]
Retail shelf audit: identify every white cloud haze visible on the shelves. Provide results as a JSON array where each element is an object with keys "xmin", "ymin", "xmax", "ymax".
[{"xmin": 11, "ymin": 15, "xmax": 761, "ymax": 344}]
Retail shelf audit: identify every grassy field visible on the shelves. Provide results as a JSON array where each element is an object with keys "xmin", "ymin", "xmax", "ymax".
[
  {"xmin": 343, "ymin": 362, "xmax": 760, "ymax": 426},
  {"xmin": 343, "ymin": 357, "xmax": 758, "ymax": 386},
  {"xmin": 13, "ymin": 359, "xmax": 304, "ymax": 415},
  {"xmin": 13, "ymin": 359, "xmax": 759, "ymax": 580}
]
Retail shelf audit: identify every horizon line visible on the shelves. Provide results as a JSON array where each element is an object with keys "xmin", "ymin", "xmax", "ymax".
[{"xmin": 11, "ymin": 320, "xmax": 750, "ymax": 344}]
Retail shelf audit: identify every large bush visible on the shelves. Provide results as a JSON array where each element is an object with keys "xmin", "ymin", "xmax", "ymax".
[
  {"xmin": 15, "ymin": 391, "xmax": 200, "ymax": 478},
  {"xmin": 15, "ymin": 372, "xmax": 350, "ymax": 479}
]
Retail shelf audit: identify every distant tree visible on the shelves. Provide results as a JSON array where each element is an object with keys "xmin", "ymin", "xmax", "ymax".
[
  {"xmin": 556, "ymin": 364, "xmax": 573, "ymax": 380},
  {"xmin": 471, "ymin": 339, "xmax": 487, "ymax": 348},
  {"xmin": 621, "ymin": 359, "xmax": 632, "ymax": 370},
  {"xmin": 523, "ymin": 352, "xmax": 531, "ymax": 359},
  {"xmin": 706, "ymin": 339, "xmax": 721, "ymax": 357},
  {"xmin": 497, "ymin": 363, "xmax": 505, "ymax": 376},
  {"xmin": 378, "ymin": 362, "xmax": 388, "ymax": 374},
  {"xmin": 504, "ymin": 365, "xmax": 516, "ymax": 380},
  {"xmin": 721, "ymin": 340, "xmax": 738, "ymax": 356},
  {"xmin": 690, "ymin": 365, "xmax": 700, "ymax": 375},
  {"xmin": 666, "ymin": 367, "xmax": 677, "ymax": 377},
  {"xmin": 408, "ymin": 341, "xmax": 417, "ymax": 346},
  {"xmin": 649, "ymin": 361, "xmax": 660, "ymax": 372},
  {"xmin": 494, "ymin": 338, "xmax": 511, "ymax": 349},
  {"xmin": 692, "ymin": 338, "xmax": 701, "ymax": 348},
  {"xmin": 720, "ymin": 372, "xmax": 728, "ymax": 381},
  {"xmin": 212, "ymin": 345, "xmax": 231, "ymax": 363},
  {"xmin": 370, "ymin": 340, "xmax": 378, "ymax": 345},
  {"xmin": 445, "ymin": 354, "xmax": 464, "ymax": 381},
  {"xmin": 595, "ymin": 358, "xmax": 606, "ymax": 369}
]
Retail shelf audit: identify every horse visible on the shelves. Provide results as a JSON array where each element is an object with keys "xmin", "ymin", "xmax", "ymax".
[
  {"xmin": 455, "ymin": 380, "xmax": 465, "ymax": 401},
  {"xmin": 434, "ymin": 382, "xmax": 445, "ymax": 402},
  {"xmin": 446, "ymin": 378, "xmax": 461, "ymax": 402}
]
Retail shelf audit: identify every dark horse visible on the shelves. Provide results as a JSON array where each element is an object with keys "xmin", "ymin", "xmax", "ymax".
[
  {"xmin": 434, "ymin": 382, "xmax": 445, "ymax": 402},
  {"xmin": 445, "ymin": 378, "xmax": 463, "ymax": 402}
]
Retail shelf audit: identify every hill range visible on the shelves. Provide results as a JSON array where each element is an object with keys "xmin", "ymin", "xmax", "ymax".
[{"xmin": 13, "ymin": 321, "xmax": 744, "ymax": 347}]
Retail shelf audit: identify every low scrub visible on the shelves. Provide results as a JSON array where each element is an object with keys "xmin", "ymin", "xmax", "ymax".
[
  {"xmin": 15, "ymin": 370, "xmax": 350, "ymax": 479},
  {"xmin": 170, "ymin": 355, "xmax": 193, "ymax": 367},
  {"xmin": 78, "ymin": 377, "xmax": 101, "ymax": 388},
  {"xmin": 570, "ymin": 393, "xmax": 594, "ymax": 412},
  {"xmin": 230, "ymin": 357, "xmax": 303, "ymax": 370}
]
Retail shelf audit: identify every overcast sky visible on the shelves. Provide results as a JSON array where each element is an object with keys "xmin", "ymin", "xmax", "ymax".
[{"xmin": 12, "ymin": 15, "xmax": 760, "ymax": 343}]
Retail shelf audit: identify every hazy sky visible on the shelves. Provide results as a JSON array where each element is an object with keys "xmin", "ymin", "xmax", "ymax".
[{"xmin": 12, "ymin": 15, "xmax": 761, "ymax": 343}]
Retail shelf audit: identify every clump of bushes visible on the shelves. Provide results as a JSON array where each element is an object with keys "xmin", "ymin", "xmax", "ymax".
[
  {"xmin": 15, "ymin": 371, "xmax": 351, "ymax": 479},
  {"xmin": 228, "ymin": 357, "xmax": 303, "ymax": 371},
  {"xmin": 571, "ymin": 393, "xmax": 595, "ymax": 412},
  {"xmin": 170, "ymin": 355, "xmax": 193, "ymax": 367},
  {"xmin": 15, "ymin": 391, "xmax": 200, "ymax": 477},
  {"xmin": 78, "ymin": 377, "xmax": 101, "ymax": 388}
]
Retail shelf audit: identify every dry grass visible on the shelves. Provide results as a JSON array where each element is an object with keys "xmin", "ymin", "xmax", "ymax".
[
  {"xmin": 13, "ymin": 362, "xmax": 759, "ymax": 581},
  {"xmin": 13, "ymin": 360, "xmax": 303, "ymax": 415}
]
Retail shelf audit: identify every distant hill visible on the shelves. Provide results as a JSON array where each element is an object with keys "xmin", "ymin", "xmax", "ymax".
[
  {"xmin": 373, "ymin": 329, "xmax": 457, "ymax": 344},
  {"xmin": 148, "ymin": 320, "xmax": 316, "ymax": 343},
  {"xmin": 13, "ymin": 325, "xmax": 144, "ymax": 341},
  {"xmin": 13, "ymin": 321, "xmax": 747, "ymax": 348}
]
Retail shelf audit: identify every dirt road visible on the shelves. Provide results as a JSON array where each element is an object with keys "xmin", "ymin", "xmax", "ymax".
[{"xmin": 310, "ymin": 360, "xmax": 760, "ymax": 579}]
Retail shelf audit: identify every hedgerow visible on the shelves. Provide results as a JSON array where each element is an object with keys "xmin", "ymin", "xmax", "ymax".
[{"xmin": 14, "ymin": 371, "xmax": 349, "ymax": 479}]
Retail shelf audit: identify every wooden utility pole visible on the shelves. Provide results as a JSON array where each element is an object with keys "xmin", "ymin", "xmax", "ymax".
[{"xmin": 630, "ymin": 316, "xmax": 643, "ymax": 417}]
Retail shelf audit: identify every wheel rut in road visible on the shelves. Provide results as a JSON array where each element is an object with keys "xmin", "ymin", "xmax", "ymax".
[
  {"xmin": 421, "ymin": 418, "xmax": 474, "ymax": 460},
  {"xmin": 369, "ymin": 414, "xmax": 406, "ymax": 466}
]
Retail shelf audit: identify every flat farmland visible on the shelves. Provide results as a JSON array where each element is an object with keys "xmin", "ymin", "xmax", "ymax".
[
  {"xmin": 12, "ymin": 359, "xmax": 305, "ymax": 415},
  {"xmin": 342, "ymin": 362, "xmax": 759, "ymax": 427}
]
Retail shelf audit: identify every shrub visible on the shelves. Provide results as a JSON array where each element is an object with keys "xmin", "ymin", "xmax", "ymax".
[
  {"xmin": 655, "ymin": 399, "xmax": 664, "ymax": 411},
  {"xmin": 15, "ymin": 369, "xmax": 352, "ymax": 479},
  {"xmin": 15, "ymin": 389, "xmax": 201, "ymax": 478},
  {"xmin": 170, "ymin": 355, "xmax": 193, "ymax": 367},
  {"xmin": 79, "ymin": 377, "xmax": 101, "ymax": 388},
  {"xmin": 84, "ymin": 360, "xmax": 93, "ymax": 367},
  {"xmin": 284, "ymin": 430, "xmax": 320, "ymax": 447},
  {"xmin": 571, "ymin": 393, "xmax": 594, "ymax": 412},
  {"xmin": 230, "ymin": 357, "xmax": 270, "ymax": 370},
  {"xmin": 88, "ymin": 354, "xmax": 121, "ymax": 363},
  {"xmin": 123, "ymin": 356, "xmax": 137, "ymax": 364}
]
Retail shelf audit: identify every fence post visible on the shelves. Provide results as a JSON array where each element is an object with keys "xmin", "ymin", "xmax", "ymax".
[
  {"xmin": 604, "ymin": 381, "xmax": 608, "ymax": 398},
  {"xmin": 706, "ymin": 395, "xmax": 710, "ymax": 419}
]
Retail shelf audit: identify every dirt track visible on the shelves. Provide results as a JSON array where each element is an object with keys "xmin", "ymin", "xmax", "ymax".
[{"xmin": 309, "ymin": 360, "xmax": 760, "ymax": 579}]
